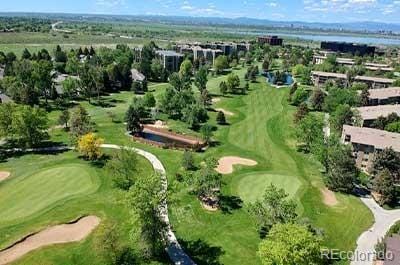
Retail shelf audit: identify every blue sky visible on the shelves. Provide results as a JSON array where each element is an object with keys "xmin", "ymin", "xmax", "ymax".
[{"xmin": 2, "ymin": 0, "xmax": 400, "ymax": 23}]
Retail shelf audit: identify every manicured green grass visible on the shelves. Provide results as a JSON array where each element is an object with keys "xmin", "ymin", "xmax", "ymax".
[
  {"xmin": 0, "ymin": 164, "xmax": 99, "ymax": 224},
  {"xmin": 0, "ymin": 150, "xmax": 153, "ymax": 264},
  {"xmin": 40, "ymin": 67, "xmax": 373, "ymax": 265},
  {"xmin": 235, "ymin": 173, "xmax": 301, "ymax": 203}
]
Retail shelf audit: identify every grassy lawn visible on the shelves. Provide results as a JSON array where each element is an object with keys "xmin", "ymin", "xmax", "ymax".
[
  {"xmin": 0, "ymin": 150, "xmax": 153, "ymax": 264},
  {"xmin": 167, "ymin": 78, "xmax": 373, "ymax": 264},
  {"xmin": 1, "ymin": 65, "xmax": 373, "ymax": 264}
]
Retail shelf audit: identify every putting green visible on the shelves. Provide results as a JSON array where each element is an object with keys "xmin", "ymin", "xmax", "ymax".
[
  {"xmin": 236, "ymin": 172, "xmax": 301, "ymax": 203},
  {"xmin": 0, "ymin": 164, "xmax": 99, "ymax": 224}
]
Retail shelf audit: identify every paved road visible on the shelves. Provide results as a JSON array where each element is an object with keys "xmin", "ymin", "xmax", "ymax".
[
  {"xmin": 352, "ymin": 197, "xmax": 400, "ymax": 265},
  {"xmin": 2, "ymin": 144, "xmax": 196, "ymax": 265}
]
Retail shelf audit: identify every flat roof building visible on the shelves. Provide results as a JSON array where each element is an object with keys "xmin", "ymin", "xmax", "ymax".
[
  {"xmin": 321, "ymin": 41, "xmax": 376, "ymax": 56},
  {"xmin": 355, "ymin": 105, "xmax": 400, "ymax": 126},
  {"xmin": 312, "ymin": 55, "xmax": 394, "ymax": 72},
  {"xmin": 342, "ymin": 125, "xmax": 400, "ymax": 172},
  {"xmin": 311, "ymin": 71, "xmax": 394, "ymax": 89},
  {"xmin": 258, "ymin": 36, "xmax": 283, "ymax": 46},
  {"xmin": 155, "ymin": 50, "xmax": 184, "ymax": 73},
  {"xmin": 366, "ymin": 87, "xmax": 400, "ymax": 106}
]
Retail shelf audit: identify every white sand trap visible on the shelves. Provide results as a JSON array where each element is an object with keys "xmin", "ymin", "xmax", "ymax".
[
  {"xmin": 0, "ymin": 216, "xmax": 100, "ymax": 265},
  {"xmin": 212, "ymin": 97, "xmax": 221, "ymax": 103},
  {"xmin": 321, "ymin": 188, "xmax": 338, "ymax": 207},
  {"xmin": 216, "ymin": 156, "xmax": 257, "ymax": 174},
  {"xmin": 0, "ymin": 172, "xmax": 10, "ymax": 182},
  {"xmin": 215, "ymin": 108, "xmax": 234, "ymax": 116},
  {"xmin": 147, "ymin": 120, "xmax": 169, "ymax": 129}
]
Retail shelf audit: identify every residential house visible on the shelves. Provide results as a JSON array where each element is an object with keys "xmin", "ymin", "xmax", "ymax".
[{"xmin": 342, "ymin": 125, "xmax": 400, "ymax": 172}]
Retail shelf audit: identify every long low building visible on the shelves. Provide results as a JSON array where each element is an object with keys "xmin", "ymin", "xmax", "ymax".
[
  {"xmin": 355, "ymin": 105, "xmax": 400, "ymax": 126},
  {"xmin": 313, "ymin": 55, "xmax": 394, "ymax": 72},
  {"xmin": 366, "ymin": 87, "xmax": 400, "ymax": 105},
  {"xmin": 342, "ymin": 125, "xmax": 400, "ymax": 172},
  {"xmin": 312, "ymin": 71, "xmax": 395, "ymax": 89}
]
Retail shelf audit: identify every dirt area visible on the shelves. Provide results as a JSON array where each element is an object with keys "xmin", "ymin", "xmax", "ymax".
[
  {"xmin": 0, "ymin": 216, "xmax": 100, "ymax": 265},
  {"xmin": 215, "ymin": 156, "xmax": 257, "ymax": 174},
  {"xmin": 321, "ymin": 188, "xmax": 338, "ymax": 207},
  {"xmin": 0, "ymin": 172, "xmax": 10, "ymax": 182},
  {"xmin": 215, "ymin": 108, "xmax": 234, "ymax": 116}
]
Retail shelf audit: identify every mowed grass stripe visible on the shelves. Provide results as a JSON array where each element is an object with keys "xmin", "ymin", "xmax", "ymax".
[{"xmin": 0, "ymin": 165, "xmax": 99, "ymax": 224}]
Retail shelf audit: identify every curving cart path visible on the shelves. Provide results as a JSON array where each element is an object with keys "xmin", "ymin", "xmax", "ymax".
[
  {"xmin": 101, "ymin": 144, "xmax": 196, "ymax": 265},
  {"xmin": 0, "ymin": 144, "xmax": 195, "ymax": 265},
  {"xmin": 352, "ymin": 197, "xmax": 400, "ymax": 265}
]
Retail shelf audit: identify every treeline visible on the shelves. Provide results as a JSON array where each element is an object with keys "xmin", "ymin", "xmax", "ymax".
[{"xmin": 0, "ymin": 17, "xmax": 51, "ymax": 32}]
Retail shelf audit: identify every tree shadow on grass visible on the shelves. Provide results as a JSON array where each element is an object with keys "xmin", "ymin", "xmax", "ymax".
[
  {"xmin": 219, "ymin": 195, "xmax": 243, "ymax": 214},
  {"xmin": 178, "ymin": 238, "xmax": 225, "ymax": 265}
]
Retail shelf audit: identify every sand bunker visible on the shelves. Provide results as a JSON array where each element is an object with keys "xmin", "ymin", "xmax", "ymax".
[
  {"xmin": 216, "ymin": 156, "xmax": 257, "ymax": 174},
  {"xmin": 215, "ymin": 108, "xmax": 234, "ymax": 116},
  {"xmin": 212, "ymin": 98, "xmax": 221, "ymax": 103},
  {"xmin": 321, "ymin": 188, "xmax": 338, "ymax": 207},
  {"xmin": 0, "ymin": 172, "xmax": 10, "ymax": 182},
  {"xmin": 0, "ymin": 216, "xmax": 100, "ymax": 265},
  {"xmin": 147, "ymin": 120, "xmax": 169, "ymax": 129}
]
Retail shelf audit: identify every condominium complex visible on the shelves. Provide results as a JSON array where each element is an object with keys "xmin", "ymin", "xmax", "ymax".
[
  {"xmin": 355, "ymin": 105, "xmax": 400, "ymax": 127},
  {"xmin": 321, "ymin": 41, "xmax": 376, "ymax": 56},
  {"xmin": 312, "ymin": 55, "xmax": 394, "ymax": 72},
  {"xmin": 311, "ymin": 71, "xmax": 394, "ymax": 89},
  {"xmin": 155, "ymin": 50, "xmax": 184, "ymax": 73},
  {"xmin": 342, "ymin": 125, "xmax": 400, "ymax": 172},
  {"xmin": 257, "ymin": 36, "xmax": 283, "ymax": 46},
  {"xmin": 366, "ymin": 87, "xmax": 400, "ymax": 105}
]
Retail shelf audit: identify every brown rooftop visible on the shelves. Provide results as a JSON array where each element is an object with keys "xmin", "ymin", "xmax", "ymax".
[
  {"xmin": 356, "ymin": 105, "xmax": 400, "ymax": 120},
  {"xmin": 312, "ymin": 71, "xmax": 395, "ymax": 84},
  {"xmin": 342, "ymin": 125, "xmax": 400, "ymax": 152},
  {"xmin": 312, "ymin": 71, "xmax": 346, "ymax": 78},
  {"xmin": 368, "ymin": 87, "xmax": 400, "ymax": 100}
]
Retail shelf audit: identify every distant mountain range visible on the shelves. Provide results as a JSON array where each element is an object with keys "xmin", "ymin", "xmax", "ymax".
[{"xmin": 1, "ymin": 12, "xmax": 400, "ymax": 34}]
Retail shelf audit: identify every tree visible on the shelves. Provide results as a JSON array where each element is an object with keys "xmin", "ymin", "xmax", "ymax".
[
  {"xmin": 182, "ymin": 150, "xmax": 195, "ymax": 171},
  {"xmin": 21, "ymin": 48, "xmax": 31, "ymax": 60},
  {"xmin": 143, "ymin": 92, "xmax": 156, "ymax": 108},
  {"xmin": 372, "ymin": 148, "xmax": 400, "ymax": 181},
  {"xmin": 32, "ymin": 59, "xmax": 54, "ymax": 105},
  {"xmin": 219, "ymin": 81, "xmax": 228, "ymax": 95},
  {"xmin": 95, "ymin": 222, "xmax": 125, "ymax": 265},
  {"xmin": 248, "ymin": 184, "xmax": 298, "ymax": 235},
  {"xmin": 10, "ymin": 105, "xmax": 49, "ymax": 148},
  {"xmin": 194, "ymin": 66, "xmax": 208, "ymax": 92},
  {"xmin": 330, "ymin": 104, "xmax": 355, "ymax": 132},
  {"xmin": 200, "ymin": 124, "xmax": 213, "ymax": 144},
  {"xmin": 58, "ymin": 109, "xmax": 70, "ymax": 130},
  {"xmin": 125, "ymin": 98, "xmax": 146, "ymax": 134},
  {"xmin": 325, "ymin": 144, "xmax": 358, "ymax": 193},
  {"xmin": 214, "ymin": 55, "xmax": 229, "ymax": 74},
  {"xmin": 258, "ymin": 223, "xmax": 323, "ymax": 265},
  {"xmin": 62, "ymin": 77, "xmax": 80, "ymax": 100},
  {"xmin": 291, "ymin": 88, "xmax": 309, "ymax": 106},
  {"xmin": 294, "ymin": 102, "xmax": 309, "ymax": 124},
  {"xmin": 77, "ymin": 133, "xmax": 104, "ymax": 160},
  {"xmin": 359, "ymin": 87, "xmax": 370, "ymax": 106},
  {"xmin": 191, "ymin": 158, "xmax": 222, "ymax": 206},
  {"xmin": 179, "ymin": 59, "xmax": 193, "ymax": 82},
  {"xmin": 216, "ymin": 111, "xmax": 226, "ymax": 125},
  {"xmin": 106, "ymin": 147, "xmax": 139, "ymax": 190},
  {"xmin": 226, "ymin": 73, "xmax": 241, "ymax": 93},
  {"xmin": 182, "ymin": 104, "xmax": 208, "ymax": 129},
  {"xmin": 126, "ymin": 173, "xmax": 167, "ymax": 258},
  {"xmin": 386, "ymin": 121, "xmax": 400, "ymax": 133},
  {"xmin": 373, "ymin": 169, "xmax": 396, "ymax": 206},
  {"xmin": 310, "ymin": 89, "xmax": 325, "ymax": 111},
  {"xmin": 69, "ymin": 105, "xmax": 92, "ymax": 142},
  {"xmin": 296, "ymin": 113, "xmax": 324, "ymax": 154}
]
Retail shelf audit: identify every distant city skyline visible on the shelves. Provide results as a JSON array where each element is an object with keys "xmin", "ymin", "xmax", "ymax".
[{"xmin": 1, "ymin": 0, "xmax": 400, "ymax": 24}]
